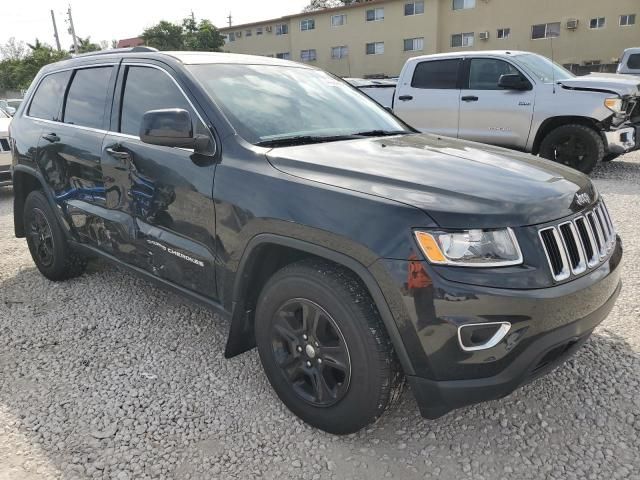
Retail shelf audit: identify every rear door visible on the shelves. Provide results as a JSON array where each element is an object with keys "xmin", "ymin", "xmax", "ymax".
[
  {"xmin": 393, "ymin": 58, "xmax": 462, "ymax": 137},
  {"xmin": 34, "ymin": 65, "xmax": 116, "ymax": 247},
  {"xmin": 102, "ymin": 62, "xmax": 218, "ymax": 298},
  {"xmin": 457, "ymin": 57, "xmax": 535, "ymax": 149}
]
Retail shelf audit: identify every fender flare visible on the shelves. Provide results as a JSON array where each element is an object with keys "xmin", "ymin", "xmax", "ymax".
[{"xmin": 224, "ymin": 233, "xmax": 416, "ymax": 376}]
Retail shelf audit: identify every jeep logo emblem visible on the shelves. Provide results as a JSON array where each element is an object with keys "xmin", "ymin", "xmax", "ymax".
[{"xmin": 575, "ymin": 192, "xmax": 591, "ymax": 207}]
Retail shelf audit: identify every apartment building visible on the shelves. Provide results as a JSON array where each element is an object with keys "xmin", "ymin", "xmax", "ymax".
[{"xmin": 219, "ymin": 0, "xmax": 639, "ymax": 77}]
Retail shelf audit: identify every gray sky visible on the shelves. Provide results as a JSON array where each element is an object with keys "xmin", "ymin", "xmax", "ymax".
[{"xmin": 1, "ymin": 0, "xmax": 309, "ymax": 48}]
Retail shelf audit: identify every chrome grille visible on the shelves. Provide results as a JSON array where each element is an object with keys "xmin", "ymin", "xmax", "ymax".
[
  {"xmin": 0, "ymin": 138, "xmax": 10, "ymax": 152},
  {"xmin": 539, "ymin": 201, "xmax": 616, "ymax": 281}
]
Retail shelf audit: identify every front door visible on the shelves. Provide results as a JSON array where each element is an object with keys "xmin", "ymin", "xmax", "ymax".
[
  {"xmin": 457, "ymin": 57, "xmax": 535, "ymax": 149},
  {"xmin": 102, "ymin": 63, "xmax": 218, "ymax": 298},
  {"xmin": 394, "ymin": 58, "xmax": 462, "ymax": 137}
]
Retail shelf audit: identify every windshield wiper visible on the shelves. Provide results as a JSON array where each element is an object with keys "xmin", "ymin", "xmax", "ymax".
[
  {"xmin": 351, "ymin": 130, "xmax": 410, "ymax": 137},
  {"xmin": 255, "ymin": 135, "xmax": 359, "ymax": 147}
]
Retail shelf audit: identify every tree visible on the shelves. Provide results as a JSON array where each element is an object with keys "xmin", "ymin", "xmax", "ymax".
[
  {"xmin": 0, "ymin": 37, "xmax": 27, "ymax": 60},
  {"xmin": 141, "ymin": 21, "xmax": 186, "ymax": 51},
  {"xmin": 77, "ymin": 37, "xmax": 101, "ymax": 53},
  {"xmin": 0, "ymin": 40, "xmax": 68, "ymax": 90},
  {"xmin": 303, "ymin": 0, "xmax": 357, "ymax": 12},
  {"xmin": 142, "ymin": 18, "xmax": 225, "ymax": 52}
]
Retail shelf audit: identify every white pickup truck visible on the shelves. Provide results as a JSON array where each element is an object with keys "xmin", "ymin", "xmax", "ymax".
[{"xmin": 382, "ymin": 50, "xmax": 640, "ymax": 174}]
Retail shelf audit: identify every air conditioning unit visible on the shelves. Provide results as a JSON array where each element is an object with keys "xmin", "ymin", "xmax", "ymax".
[
  {"xmin": 266, "ymin": 26, "xmax": 273, "ymax": 33},
  {"xmin": 566, "ymin": 19, "xmax": 579, "ymax": 30},
  {"xmin": 479, "ymin": 31, "xmax": 490, "ymax": 40}
]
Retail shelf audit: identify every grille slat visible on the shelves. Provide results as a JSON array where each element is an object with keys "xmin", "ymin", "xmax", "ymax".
[{"xmin": 539, "ymin": 201, "xmax": 615, "ymax": 281}]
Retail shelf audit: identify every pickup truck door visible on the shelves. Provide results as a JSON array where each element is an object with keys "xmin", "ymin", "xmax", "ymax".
[
  {"xmin": 393, "ymin": 58, "xmax": 462, "ymax": 137},
  {"xmin": 457, "ymin": 57, "xmax": 535, "ymax": 149}
]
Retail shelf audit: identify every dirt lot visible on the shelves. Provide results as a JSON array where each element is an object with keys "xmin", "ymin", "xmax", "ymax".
[{"xmin": 1, "ymin": 153, "xmax": 639, "ymax": 480}]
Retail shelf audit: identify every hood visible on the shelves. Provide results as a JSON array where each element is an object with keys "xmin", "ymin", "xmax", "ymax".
[
  {"xmin": 266, "ymin": 134, "xmax": 596, "ymax": 229},
  {"xmin": 558, "ymin": 75, "xmax": 640, "ymax": 96},
  {"xmin": 0, "ymin": 117, "xmax": 10, "ymax": 137}
]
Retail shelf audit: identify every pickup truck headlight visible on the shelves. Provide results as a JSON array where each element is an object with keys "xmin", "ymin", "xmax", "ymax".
[
  {"xmin": 414, "ymin": 228, "xmax": 523, "ymax": 267},
  {"xmin": 604, "ymin": 98, "xmax": 624, "ymax": 114}
]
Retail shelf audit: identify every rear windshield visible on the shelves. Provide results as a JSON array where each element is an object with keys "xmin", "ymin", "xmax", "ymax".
[
  {"xmin": 627, "ymin": 54, "xmax": 640, "ymax": 70},
  {"xmin": 188, "ymin": 64, "xmax": 407, "ymax": 145}
]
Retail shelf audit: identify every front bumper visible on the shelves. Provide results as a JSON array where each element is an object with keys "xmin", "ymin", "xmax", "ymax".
[
  {"xmin": 605, "ymin": 125, "xmax": 639, "ymax": 154},
  {"xmin": 0, "ymin": 162, "xmax": 11, "ymax": 187},
  {"xmin": 373, "ymin": 238, "xmax": 622, "ymax": 419}
]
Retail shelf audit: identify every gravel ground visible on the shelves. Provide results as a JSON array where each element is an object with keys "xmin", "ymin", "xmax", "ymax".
[{"xmin": 1, "ymin": 152, "xmax": 639, "ymax": 480}]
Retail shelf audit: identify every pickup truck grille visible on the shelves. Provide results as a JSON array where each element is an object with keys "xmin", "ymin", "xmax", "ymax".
[
  {"xmin": 0, "ymin": 138, "xmax": 10, "ymax": 152},
  {"xmin": 538, "ymin": 202, "xmax": 616, "ymax": 281}
]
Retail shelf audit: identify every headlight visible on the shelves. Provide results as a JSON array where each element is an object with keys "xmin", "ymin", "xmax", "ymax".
[
  {"xmin": 604, "ymin": 97, "xmax": 623, "ymax": 114},
  {"xmin": 414, "ymin": 228, "xmax": 523, "ymax": 267}
]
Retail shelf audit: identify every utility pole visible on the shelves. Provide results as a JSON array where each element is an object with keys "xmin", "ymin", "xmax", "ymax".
[
  {"xmin": 50, "ymin": 10, "xmax": 62, "ymax": 51},
  {"xmin": 67, "ymin": 5, "xmax": 79, "ymax": 54},
  {"xmin": 227, "ymin": 13, "xmax": 232, "ymax": 27}
]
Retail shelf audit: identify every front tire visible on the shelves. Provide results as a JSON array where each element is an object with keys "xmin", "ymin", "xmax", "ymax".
[
  {"xmin": 539, "ymin": 124, "xmax": 604, "ymax": 174},
  {"xmin": 24, "ymin": 190, "xmax": 87, "ymax": 281},
  {"xmin": 255, "ymin": 259, "xmax": 402, "ymax": 434}
]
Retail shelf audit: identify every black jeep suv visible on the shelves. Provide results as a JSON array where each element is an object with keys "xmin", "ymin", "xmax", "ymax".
[{"xmin": 10, "ymin": 48, "xmax": 622, "ymax": 434}]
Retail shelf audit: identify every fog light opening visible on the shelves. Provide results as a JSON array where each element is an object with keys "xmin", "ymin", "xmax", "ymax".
[{"xmin": 458, "ymin": 322, "xmax": 511, "ymax": 352}]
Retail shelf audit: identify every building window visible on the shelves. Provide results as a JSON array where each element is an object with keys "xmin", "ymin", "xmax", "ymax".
[
  {"xmin": 366, "ymin": 8, "xmax": 384, "ymax": 22},
  {"xmin": 300, "ymin": 19, "xmax": 315, "ymax": 31},
  {"xmin": 331, "ymin": 46, "xmax": 348, "ymax": 59},
  {"xmin": 300, "ymin": 49, "xmax": 317, "ymax": 61},
  {"xmin": 497, "ymin": 28, "xmax": 511, "ymax": 39},
  {"xmin": 366, "ymin": 42, "xmax": 385, "ymax": 55},
  {"xmin": 245, "ymin": 29, "xmax": 252, "ymax": 37},
  {"xmin": 228, "ymin": 32, "xmax": 235, "ymax": 42},
  {"xmin": 276, "ymin": 23, "xmax": 289, "ymax": 35},
  {"xmin": 589, "ymin": 17, "xmax": 605, "ymax": 29},
  {"xmin": 451, "ymin": 32, "xmax": 474, "ymax": 47},
  {"xmin": 276, "ymin": 52, "xmax": 291, "ymax": 60},
  {"xmin": 331, "ymin": 14, "xmax": 346, "ymax": 27},
  {"xmin": 620, "ymin": 14, "xmax": 636, "ymax": 26},
  {"xmin": 404, "ymin": 37, "xmax": 424, "ymax": 52},
  {"xmin": 452, "ymin": 0, "xmax": 475, "ymax": 10},
  {"xmin": 405, "ymin": 1, "xmax": 425, "ymax": 16},
  {"xmin": 531, "ymin": 22, "xmax": 560, "ymax": 39},
  {"xmin": 256, "ymin": 27, "xmax": 263, "ymax": 35}
]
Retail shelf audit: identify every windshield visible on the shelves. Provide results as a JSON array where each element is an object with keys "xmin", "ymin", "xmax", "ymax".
[
  {"xmin": 188, "ymin": 64, "xmax": 409, "ymax": 145},
  {"xmin": 0, "ymin": 109, "xmax": 8, "ymax": 119},
  {"xmin": 512, "ymin": 53, "xmax": 574, "ymax": 83}
]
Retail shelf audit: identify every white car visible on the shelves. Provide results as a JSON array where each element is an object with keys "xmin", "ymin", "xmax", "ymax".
[{"xmin": 0, "ymin": 108, "xmax": 11, "ymax": 187}]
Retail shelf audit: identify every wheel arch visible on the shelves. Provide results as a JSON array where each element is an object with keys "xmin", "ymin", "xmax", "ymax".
[
  {"xmin": 224, "ymin": 234, "xmax": 415, "ymax": 376},
  {"xmin": 531, "ymin": 116, "xmax": 604, "ymax": 155},
  {"xmin": 12, "ymin": 166, "xmax": 52, "ymax": 238}
]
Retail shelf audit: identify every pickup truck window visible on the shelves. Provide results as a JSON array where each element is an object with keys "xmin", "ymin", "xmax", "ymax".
[
  {"xmin": 64, "ymin": 67, "xmax": 113, "ymax": 129},
  {"xmin": 28, "ymin": 70, "xmax": 72, "ymax": 121},
  {"xmin": 189, "ymin": 64, "xmax": 407, "ymax": 145},
  {"xmin": 468, "ymin": 58, "xmax": 520, "ymax": 90},
  {"xmin": 512, "ymin": 53, "xmax": 573, "ymax": 83},
  {"xmin": 627, "ymin": 54, "xmax": 640, "ymax": 69},
  {"xmin": 411, "ymin": 59, "xmax": 461, "ymax": 89}
]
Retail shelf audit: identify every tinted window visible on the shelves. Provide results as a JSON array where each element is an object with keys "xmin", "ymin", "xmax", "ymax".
[
  {"xmin": 120, "ymin": 66, "xmax": 193, "ymax": 136},
  {"xmin": 627, "ymin": 54, "xmax": 640, "ymax": 70},
  {"xmin": 411, "ymin": 59, "xmax": 461, "ymax": 89},
  {"xmin": 468, "ymin": 58, "xmax": 521, "ymax": 90},
  {"xmin": 28, "ymin": 71, "xmax": 71, "ymax": 121},
  {"xmin": 64, "ymin": 67, "xmax": 113, "ymax": 129}
]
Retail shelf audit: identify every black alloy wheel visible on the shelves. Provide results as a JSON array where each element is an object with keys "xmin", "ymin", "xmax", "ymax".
[
  {"xmin": 28, "ymin": 208, "xmax": 55, "ymax": 267},
  {"xmin": 539, "ymin": 124, "xmax": 604, "ymax": 174},
  {"xmin": 270, "ymin": 298, "xmax": 351, "ymax": 407}
]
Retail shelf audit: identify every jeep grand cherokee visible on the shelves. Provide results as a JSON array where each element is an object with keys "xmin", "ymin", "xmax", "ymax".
[{"xmin": 10, "ymin": 48, "xmax": 622, "ymax": 434}]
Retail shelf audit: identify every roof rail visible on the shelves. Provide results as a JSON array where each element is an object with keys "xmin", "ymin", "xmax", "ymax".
[{"xmin": 72, "ymin": 46, "xmax": 159, "ymax": 58}]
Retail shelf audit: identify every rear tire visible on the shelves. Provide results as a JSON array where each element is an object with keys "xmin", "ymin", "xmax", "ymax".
[
  {"xmin": 255, "ymin": 259, "xmax": 402, "ymax": 434},
  {"xmin": 24, "ymin": 190, "xmax": 87, "ymax": 281},
  {"xmin": 539, "ymin": 124, "xmax": 604, "ymax": 174}
]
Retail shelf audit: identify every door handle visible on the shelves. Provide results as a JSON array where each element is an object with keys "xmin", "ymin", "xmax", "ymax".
[
  {"xmin": 398, "ymin": 95, "xmax": 413, "ymax": 101},
  {"xmin": 106, "ymin": 147, "xmax": 130, "ymax": 160},
  {"xmin": 42, "ymin": 133, "xmax": 60, "ymax": 143},
  {"xmin": 461, "ymin": 96, "xmax": 479, "ymax": 102}
]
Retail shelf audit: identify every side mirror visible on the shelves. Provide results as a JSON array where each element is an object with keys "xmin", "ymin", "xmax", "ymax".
[
  {"xmin": 140, "ymin": 109, "xmax": 207, "ymax": 150},
  {"xmin": 498, "ymin": 74, "xmax": 532, "ymax": 91}
]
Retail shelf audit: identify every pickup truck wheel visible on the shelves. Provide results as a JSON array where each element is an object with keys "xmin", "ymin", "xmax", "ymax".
[
  {"xmin": 24, "ymin": 190, "xmax": 87, "ymax": 281},
  {"xmin": 255, "ymin": 259, "xmax": 402, "ymax": 434},
  {"xmin": 539, "ymin": 124, "xmax": 604, "ymax": 174}
]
